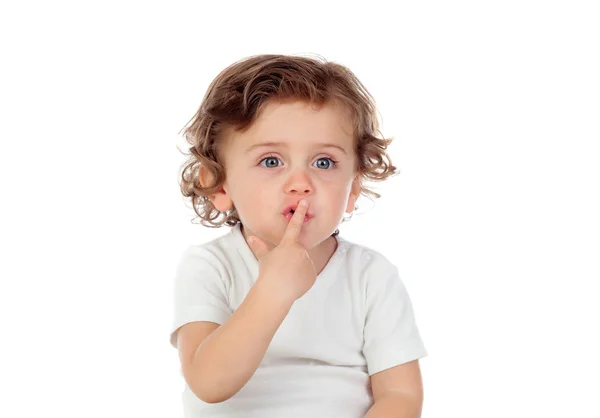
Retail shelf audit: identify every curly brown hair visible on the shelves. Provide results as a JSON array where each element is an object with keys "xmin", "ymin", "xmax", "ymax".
[{"xmin": 178, "ymin": 54, "xmax": 398, "ymax": 235}]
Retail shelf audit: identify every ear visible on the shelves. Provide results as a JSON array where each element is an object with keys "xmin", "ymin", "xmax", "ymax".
[
  {"xmin": 345, "ymin": 175, "xmax": 362, "ymax": 213},
  {"xmin": 199, "ymin": 165, "xmax": 233, "ymax": 212}
]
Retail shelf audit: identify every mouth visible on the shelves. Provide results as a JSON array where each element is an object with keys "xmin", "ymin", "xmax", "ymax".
[{"xmin": 282, "ymin": 205, "xmax": 313, "ymax": 222}]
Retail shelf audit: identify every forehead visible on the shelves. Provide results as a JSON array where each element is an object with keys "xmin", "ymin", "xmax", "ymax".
[{"xmin": 228, "ymin": 99, "xmax": 355, "ymax": 151}]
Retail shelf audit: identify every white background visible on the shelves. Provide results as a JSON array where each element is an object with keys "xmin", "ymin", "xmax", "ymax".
[{"xmin": 1, "ymin": 1, "xmax": 598, "ymax": 417}]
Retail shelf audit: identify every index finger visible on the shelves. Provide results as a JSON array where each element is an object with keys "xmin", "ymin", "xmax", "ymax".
[{"xmin": 281, "ymin": 200, "xmax": 309, "ymax": 245}]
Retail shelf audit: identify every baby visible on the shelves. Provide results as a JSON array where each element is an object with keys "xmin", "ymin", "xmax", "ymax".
[{"xmin": 170, "ymin": 54, "xmax": 427, "ymax": 417}]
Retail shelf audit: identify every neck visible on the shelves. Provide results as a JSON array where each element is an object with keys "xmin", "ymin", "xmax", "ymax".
[{"xmin": 240, "ymin": 224, "xmax": 338, "ymax": 276}]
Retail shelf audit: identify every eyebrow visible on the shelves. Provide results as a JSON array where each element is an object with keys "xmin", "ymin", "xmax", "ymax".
[{"xmin": 245, "ymin": 141, "xmax": 348, "ymax": 155}]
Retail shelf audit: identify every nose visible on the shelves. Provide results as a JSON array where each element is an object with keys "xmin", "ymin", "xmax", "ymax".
[{"xmin": 284, "ymin": 169, "xmax": 313, "ymax": 195}]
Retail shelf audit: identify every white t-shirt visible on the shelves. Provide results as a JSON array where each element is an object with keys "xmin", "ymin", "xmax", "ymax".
[{"xmin": 170, "ymin": 224, "xmax": 427, "ymax": 417}]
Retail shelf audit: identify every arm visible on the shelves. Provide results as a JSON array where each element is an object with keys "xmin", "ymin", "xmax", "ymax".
[
  {"xmin": 364, "ymin": 360, "xmax": 424, "ymax": 418},
  {"xmin": 182, "ymin": 280, "xmax": 293, "ymax": 403}
]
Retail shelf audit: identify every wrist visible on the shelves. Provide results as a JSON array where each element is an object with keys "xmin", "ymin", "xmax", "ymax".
[{"xmin": 253, "ymin": 276, "xmax": 296, "ymax": 309}]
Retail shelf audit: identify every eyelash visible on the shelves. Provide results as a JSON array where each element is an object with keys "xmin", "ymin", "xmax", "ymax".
[{"xmin": 258, "ymin": 154, "xmax": 339, "ymax": 170}]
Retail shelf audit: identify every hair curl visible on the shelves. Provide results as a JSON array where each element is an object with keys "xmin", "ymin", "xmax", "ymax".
[{"xmin": 178, "ymin": 54, "xmax": 398, "ymax": 235}]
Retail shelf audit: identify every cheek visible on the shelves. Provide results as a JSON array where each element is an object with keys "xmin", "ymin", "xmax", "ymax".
[
  {"xmin": 320, "ymin": 184, "xmax": 352, "ymax": 214},
  {"xmin": 236, "ymin": 183, "xmax": 270, "ymax": 211},
  {"xmin": 338, "ymin": 183, "xmax": 357, "ymax": 210}
]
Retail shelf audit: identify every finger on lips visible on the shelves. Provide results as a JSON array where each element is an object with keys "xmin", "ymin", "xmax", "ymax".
[
  {"xmin": 284, "ymin": 200, "xmax": 308, "ymax": 241},
  {"xmin": 293, "ymin": 200, "xmax": 308, "ymax": 221}
]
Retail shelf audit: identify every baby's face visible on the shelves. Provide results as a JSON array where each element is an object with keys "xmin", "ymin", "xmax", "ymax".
[{"xmin": 219, "ymin": 99, "xmax": 360, "ymax": 249}]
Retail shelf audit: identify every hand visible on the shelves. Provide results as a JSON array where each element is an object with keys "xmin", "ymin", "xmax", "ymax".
[{"xmin": 247, "ymin": 199, "xmax": 317, "ymax": 303}]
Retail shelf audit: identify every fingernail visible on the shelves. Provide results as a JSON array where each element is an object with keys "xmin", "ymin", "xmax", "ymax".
[{"xmin": 300, "ymin": 200, "xmax": 307, "ymax": 207}]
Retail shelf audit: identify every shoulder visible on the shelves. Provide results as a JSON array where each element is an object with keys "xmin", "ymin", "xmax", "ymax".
[
  {"xmin": 337, "ymin": 236, "xmax": 398, "ymax": 281},
  {"xmin": 175, "ymin": 231, "xmax": 239, "ymax": 280}
]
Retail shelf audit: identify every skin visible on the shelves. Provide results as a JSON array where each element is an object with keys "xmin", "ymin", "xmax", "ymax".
[
  {"xmin": 202, "ymin": 99, "xmax": 362, "ymax": 275},
  {"xmin": 192, "ymin": 98, "xmax": 424, "ymax": 413}
]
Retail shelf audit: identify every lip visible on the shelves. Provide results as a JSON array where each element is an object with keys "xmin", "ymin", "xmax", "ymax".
[{"xmin": 281, "ymin": 203, "xmax": 313, "ymax": 220}]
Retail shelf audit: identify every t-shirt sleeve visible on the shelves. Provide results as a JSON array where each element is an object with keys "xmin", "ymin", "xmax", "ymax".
[
  {"xmin": 169, "ymin": 246, "xmax": 233, "ymax": 349},
  {"xmin": 362, "ymin": 264, "xmax": 428, "ymax": 375}
]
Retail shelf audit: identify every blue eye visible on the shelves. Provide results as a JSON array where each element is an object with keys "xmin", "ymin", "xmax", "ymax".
[
  {"xmin": 258, "ymin": 156, "xmax": 338, "ymax": 170},
  {"xmin": 259, "ymin": 156, "xmax": 281, "ymax": 168},
  {"xmin": 314, "ymin": 157, "xmax": 338, "ymax": 170}
]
